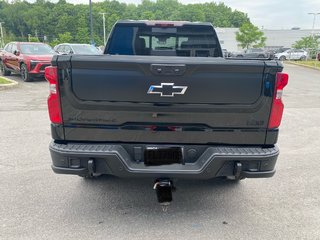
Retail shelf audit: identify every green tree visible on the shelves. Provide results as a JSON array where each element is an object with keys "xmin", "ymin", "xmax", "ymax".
[
  {"xmin": 75, "ymin": 28, "xmax": 90, "ymax": 44},
  {"xmin": 58, "ymin": 32, "xmax": 73, "ymax": 43},
  {"xmin": 236, "ymin": 22, "xmax": 266, "ymax": 49},
  {"xmin": 49, "ymin": 38, "xmax": 60, "ymax": 47},
  {"xmin": 141, "ymin": 11, "xmax": 155, "ymax": 20},
  {"xmin": 292, "ymin": 36, "xmax": 319, "ymax": 50},
  {"xmin": 0, "ymin": 0, "xmax": 252, "ymax": 44},
  {"xmin": 179, "ymin": 4, "xmax": 205, "ymax": 22},
  {"xmin": 29, "ymin": 36, "xmax": 40, "ymax": 42},
  {"xmin": 49, "ymin": 32, "xmax": 72, "ymax": 46}
]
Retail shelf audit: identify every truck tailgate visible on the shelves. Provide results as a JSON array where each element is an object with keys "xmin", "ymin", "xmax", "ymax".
[
  {"xmin": 53, "ymin": 55, "xmax": 281, "ymax": 144},
  {"xmin": 70, "ymin": 55, "xmax": 264, "ymax": 104}
]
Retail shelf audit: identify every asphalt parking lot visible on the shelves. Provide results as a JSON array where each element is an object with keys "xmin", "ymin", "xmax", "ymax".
[{"xmin": 0, "ymin": 64, "xmax": 320, "ymax": 240}]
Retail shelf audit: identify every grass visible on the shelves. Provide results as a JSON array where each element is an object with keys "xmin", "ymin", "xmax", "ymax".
[
  {"xmin": 0, "ymin": 77, "xmax": 12, "ymax": 84},
  {"xmin": 288, "ymin": 60, "xmax": 320, "ymax": 70}
]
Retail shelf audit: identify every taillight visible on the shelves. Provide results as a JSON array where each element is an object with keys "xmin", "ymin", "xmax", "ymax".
[
  {"xmin": 45, "ymin": 66, "xmax": 62, "ymax": 124},
  {"xmin": 268, "ymin": 72, "xmax": 289, "ymax": 129}
]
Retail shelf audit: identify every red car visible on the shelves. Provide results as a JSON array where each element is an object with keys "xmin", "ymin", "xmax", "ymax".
[{"xmin": 0, "ymin": 42, "xmax": 54, "ymax": 82}]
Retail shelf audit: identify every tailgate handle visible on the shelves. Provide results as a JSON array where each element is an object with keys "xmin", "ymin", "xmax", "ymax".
[{"xmin": 150, "ymin": 64, "xmax": 186, "ymax": 76}]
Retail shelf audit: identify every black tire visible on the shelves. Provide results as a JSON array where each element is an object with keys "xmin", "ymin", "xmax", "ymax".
[
  {"xmin": 0, "ymin": 61, "xmax": 11, "ymax": 76},
  {"xmin": 300, "ymin": 56, "xmax": 306, "ymax": 61},
  {"xmin": 279, "ymin": 56, "xmax": 286, "ymax": 61},
  {"xmin": 258, "ymin": 54, "xmax": 265, "ymax": 58},
  {"xmin": 20, "ymin": 63, "xmax": 32, "ymax": 82}
]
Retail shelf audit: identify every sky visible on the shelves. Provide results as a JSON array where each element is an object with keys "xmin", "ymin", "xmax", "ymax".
[{"xmin": 26, "ymin": 0, "xmax": 320, "ymax": 29}]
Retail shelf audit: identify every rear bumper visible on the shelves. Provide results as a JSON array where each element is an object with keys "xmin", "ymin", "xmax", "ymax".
[
  {"xmin": 50, "ymin": 142, "xmax": 279, "ymax": 179},
  {"xmin": 29, "ymin": 62, "xmax": 51, "ymax": 76},
  {"xmin": 29, "ymin": 61, "xmax": 51, "ymax": 74}
]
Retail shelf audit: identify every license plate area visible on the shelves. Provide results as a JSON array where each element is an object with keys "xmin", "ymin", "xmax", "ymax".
[{"xmin": 144, "ymin": 147, "xmax": 183, "ymax": 166}]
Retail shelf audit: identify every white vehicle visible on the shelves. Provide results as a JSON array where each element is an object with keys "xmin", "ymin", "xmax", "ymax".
[
  {"xmin": 274, "ymin": 49, "xmax": 308, "ymax": 61},
  {"xmin": 54, "ymin": 43, "xmax": 102, "ymax": 55}
]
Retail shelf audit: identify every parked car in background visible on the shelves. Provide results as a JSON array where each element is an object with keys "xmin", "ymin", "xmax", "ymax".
[
  {"xmin": 274, "ymin": 49, "xmax": 308, "ymax": 61},
  {"xmin": 0, "ymin": 42, "xmax": 54, "ymax": 82},
  {"xmin": 234, "ymin": 48, "xmax": 269, "ymax": 58},
  {"xmin": 54, "ymin": 43, "xmax": 102, "ymax": 55},
  {"xmin": 274, "ymin": 47, "xmax": 290, "ymax": 54},
  {"xmin": 222, "ymin": 49, "xmax": 232, "ymax": 58},
  {"xmin": 97, "ymin": 45, "xmax": 105, "ymax": 53}
]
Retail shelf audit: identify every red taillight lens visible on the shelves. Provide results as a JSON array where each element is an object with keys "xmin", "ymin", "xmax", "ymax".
[
  {"xmin": 268, "ymin": 72, "xmax": 289, "ymax": 129},
  {"xmin": 45, "ymin": 66, "xmax": 62, "ymax": 124}
]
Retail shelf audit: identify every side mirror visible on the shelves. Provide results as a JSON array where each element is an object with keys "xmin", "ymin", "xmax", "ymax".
[{"xmin": 14, "ymin": 50, "xmax": 20, "ymax": 56}]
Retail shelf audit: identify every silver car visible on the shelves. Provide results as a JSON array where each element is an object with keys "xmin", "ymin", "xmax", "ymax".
[
  {"xmin": 235, "ymin": 48, "xmax": 269, "ymax": 58},
  {"xmin": 274, "ymin": 49, "xmax": 308, "ymax": 61},
  {"xmin": 54, "ymin": 43, "xmax": 102, "ymax": 55}
]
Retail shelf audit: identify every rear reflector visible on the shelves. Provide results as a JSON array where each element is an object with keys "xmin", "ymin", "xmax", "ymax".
[
  {"xmin": 268, "ymin": 72, "xmax": 289, "ymax": 129},
  {"xmin": 45, "ymin": 66, "xmax": 62, "ymax": 124}
]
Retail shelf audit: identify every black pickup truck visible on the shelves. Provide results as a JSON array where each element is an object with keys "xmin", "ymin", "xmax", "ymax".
[{"xmin": 46, "ymin": 20, "xmax": 288, "ymax": 203}]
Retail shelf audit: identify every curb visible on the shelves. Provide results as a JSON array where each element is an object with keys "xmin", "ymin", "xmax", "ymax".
[
  {"xmin": 0, "ymin": 77, "xmax": 19, "ymax": 90},
  {"xmin": 285, "ymin": 61, "xmax": 320, "ymax": 71}
]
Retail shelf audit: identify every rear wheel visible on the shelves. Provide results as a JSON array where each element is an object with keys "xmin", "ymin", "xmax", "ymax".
[
  {"xmin": 300, "ymin": 56, "xmax": 306, "ymax": 61},
  {"xmin": 258, "ymin": 54, "xmax": 264, "ymax": 58},
  {"xmin": 279, "ymin": 56, "xmax": 286, "ymax": 61},
  {"xmin": 20, "ymin": 63, "xmax": 32, "ymax": 82},
  {"xmin": 0, "ymin": 61, "xmax": 11, "ymax": 76}
]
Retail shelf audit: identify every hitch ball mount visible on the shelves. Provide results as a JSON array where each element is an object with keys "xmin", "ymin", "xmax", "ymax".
[{"xmin": 153, "ymin": 179, "xmax": 175, "ymax": 209}]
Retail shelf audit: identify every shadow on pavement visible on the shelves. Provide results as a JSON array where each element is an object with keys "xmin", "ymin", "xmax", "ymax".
[
  {"xmin": 63, "ymin": 175, "xmax": 246, "ymax": 221},
  {"xmin": 8, "ymin": 73, "xmax": 46, "ymax": 83}
]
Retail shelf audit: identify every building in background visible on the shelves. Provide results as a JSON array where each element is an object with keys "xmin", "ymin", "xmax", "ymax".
[
  {"xmin": 216, "ymin": 28, "xmax": 320, "ymax": 52},
  {"xmin": 215, "ymin": 28, "xmax": 239, "ymax": 52}
]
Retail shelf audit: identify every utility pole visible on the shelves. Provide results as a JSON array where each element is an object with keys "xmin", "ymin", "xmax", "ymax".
[
  {"xmin": 99, "ymin": 12, "xmax": 106, "ymax": 46},
  {"xmin": 308, "ymin": 12, "xmax": 320, "ymax": 37},
  {"xmin": 89, "ymin": 0, "xmax": 94, "ymax": 45},
  {"xmin": 0, "ymin": 22, "xmax": 5, "ymax": 48}
]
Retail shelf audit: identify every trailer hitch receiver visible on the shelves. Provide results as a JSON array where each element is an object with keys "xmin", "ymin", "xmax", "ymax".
[{"xmin": 153, "ymin": 179, "xmax": 175, "ymax": 209}]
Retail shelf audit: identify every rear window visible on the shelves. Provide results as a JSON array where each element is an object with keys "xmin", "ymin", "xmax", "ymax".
[
  {"xmin": 71, "ymin": 45, "xmax": 101, "ymax": 55},
  {"xmin": 106, "ymin": 24, "xmax": 222, "ymax": 57}
]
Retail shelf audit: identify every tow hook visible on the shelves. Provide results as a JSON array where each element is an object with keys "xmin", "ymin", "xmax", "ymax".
[
  {"xmin": 153, "ymin": 179, "xmax": 175, "ymax": 211},
  {"xmin": 87, "ymin": 159, "xmax": 96, "ymax": 176},
  {"xmin": 234, "ymin": 162, "xmax": 242, "ymax": 180}
]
